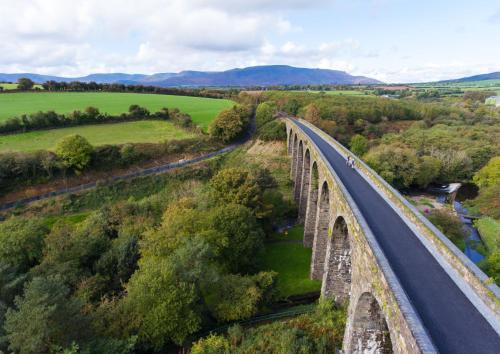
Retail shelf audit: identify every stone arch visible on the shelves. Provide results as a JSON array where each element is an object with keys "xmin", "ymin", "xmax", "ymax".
[
  {"xmin": 298, "ymin": 149, "xmax": 311, "ymax": 222},
  {"xmin": 347, "ymin": 292, "xmax": 393, "ymax": 354},
  {"xmin": 310, "ymin": 181, "xmax": 332, "ymax": 280},
  {"xmin": 303, "ymin": 161, "xmax": 319, "ymax": 247},
  {"xmin": 322, "ymin": 216, "xmax": 351, "ymax": 304},
  {"xmin": 294, "ymin": 140, "xmax": 304, "ymax": 202}
]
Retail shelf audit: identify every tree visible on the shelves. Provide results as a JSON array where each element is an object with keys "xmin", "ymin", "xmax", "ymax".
[
  {"xmin": 209, "ymin": 168, "xmax": 262, "ymax": 212},
  {"xmin": 55, "ymin": 134, "xmax": 93, "ymax": 171},
  {"xmin": 4, "ymin": 276, "xmax": 89, "ymax": 354},
  {"xmin": 16, "ymin": 78, "xmax": 34, "ymax": 91},
  {"xmin": 365, "ymin": 144, "xmax": 420, "ymax": 188},
  {"xmin": 349, "ymin": 134, "xmax": 368, "ymax": 156},
  {"xmin": 128, "ymin": 105, "xmax": 150, "ymax": 118},
  {"xmin": 204, "ymin": 274, "xmax": 262, "ymax": 322},
  {"xmin": 203, "ymin": 271, "xmax": 277, "ymax": 323},
  {"xmin": 208, "ymin": 105, "xmax": 251, "ymax": 143},
  {"xmin": 304, "ymin": 103, "xmax": 321, "ymax": 125},
  {"xmin": 126, "ymin": 238, "xmax": 212, "ymax": 348},
  {"xmin": 473, "ymin": 156, "xmax": 500, "ymax": 188},
  {"xmin": 466, "ymin": 184, "xmax": 500, "ymax": 219},
  {"xmin": 480, "ymin": 250, "xmax": 500, "ymax": 285},
  {"xmin": 415, "ymin": 156, "xmax": 441, "ymax": 188},
  {"xmin": 84, "ymin": 106, "xmax": 100, "ymax": 120},
  {"xmin": 208, "ymin": 204, "xmax": 264, "ymax": 272},
  {"xmin": 427, "ymin": 210, "xmax": 466, "ymax": 246},
  {"xmin": 255, "ymin": 102, "xmax": 275, "ymax": 128},
  {"xmin": 258, "ymin": 120, "xmax": 287, "ymax": 141},
  {"xmin": 0, "ymin": 217, "xmax": 47, "ymax": 271}
]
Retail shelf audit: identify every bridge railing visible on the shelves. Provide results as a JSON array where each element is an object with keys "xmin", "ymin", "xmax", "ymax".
[{"xmin": 290, "ymin": 118, "xmax": 500, "ymax": 317}]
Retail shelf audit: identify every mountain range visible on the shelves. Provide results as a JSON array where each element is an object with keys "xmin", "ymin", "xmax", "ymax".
[
  {"xmin": 0, "ymin": 65, "xmax": 381, "ymax": 87},
  {"xmin": 438, "ymin": 71, "xmax": 500, "ymax": 83}
]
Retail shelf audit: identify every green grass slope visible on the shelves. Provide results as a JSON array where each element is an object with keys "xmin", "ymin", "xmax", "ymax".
[
  {"xmin": 0, "ymin": 92, "xmax": 233, "ymax": 129},
  {"xmin": 261, "ymin": 226, "xmax": 321, "ymax": 298},
  {"xmin": 0, "ymin": 120, "xmax": 195, "ymax": 152}
]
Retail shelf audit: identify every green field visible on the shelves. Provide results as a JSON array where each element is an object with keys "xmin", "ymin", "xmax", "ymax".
[
  {"xmin": 293, "ymin": 90, "xmax": 368, "ymax": 96},
  {"xmin": 0, "ymin": 92, "xmax": 233, "ymax": 129},
  {"xmin": 261, "ymin": 226, "xmax": 321, "ymax": 298},
  {"xmin": 0, "ymin": 83, "xmax": 44, "ymax": 90},
  {"xmin": 0, "ymin": 120, "xmax": 196, "ymax": 152},
  {"xmin": 324, "ymin": 90, "xmax": 368, "ymax": 96}
]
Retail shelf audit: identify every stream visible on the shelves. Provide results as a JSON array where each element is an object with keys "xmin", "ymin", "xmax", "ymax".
[{"xmin": 433, "ymin": 183, "xmax": 484, "ymax": 264}]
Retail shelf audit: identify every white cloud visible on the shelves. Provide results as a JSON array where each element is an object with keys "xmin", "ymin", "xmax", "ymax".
[
  {"xmin": 0, "ymin": 0, "xmax": 497, "ymax": 82},
  {"xmin": 0, "ymin": 0, "xmax": 309, "ymax": 75}
]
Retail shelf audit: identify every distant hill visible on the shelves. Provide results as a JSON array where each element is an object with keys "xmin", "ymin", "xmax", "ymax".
[
  {"xmin": 438, "ymin": 71, "xmax": 500, "ymax": 83},
  {"xmin": 0, "ymin": 65, "xmax": 381, "ymax": 87}
]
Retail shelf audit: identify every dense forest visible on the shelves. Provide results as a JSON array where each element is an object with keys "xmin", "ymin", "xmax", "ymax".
[{"xmin": 0, "ymin": 147, "xmax": 304, "ymax": 353}]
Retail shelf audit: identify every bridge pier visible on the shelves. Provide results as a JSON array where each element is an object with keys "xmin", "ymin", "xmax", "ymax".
[
  {"xmin": 298, "ymin": 149, "xmax": 311, "ymax": 223},
  {"xmin": 294, "ymin": 141, "xmax": 304, "ymax": 202},
  {"xmin": 310, "ymin": 181, "xmax": 331, "ymax": 280},
  {"xmin": 303, "ymin": 161, "xmax": 318, "ymax": 247},
  {"xmin": 344, "ymin": 292, "xmax": 393, "ymax": 354},
  {"xmin": 322, "ymin": 216, "xmax": 352, "ymax": 304},
  {"xmin": 290, "ymin": 134, "xmax": 298, "ymax": 180}
]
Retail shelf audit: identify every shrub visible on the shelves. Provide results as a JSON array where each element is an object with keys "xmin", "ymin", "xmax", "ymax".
[
  {"xmin": 466, "ymin": 184, "xmax": 500, "ymax": 219},
  {"xmin": 349, "ymin": 134, "xmax": 368, "ymax": 156},
  {"xmin": 427, "ymin": 210, "xmax": 466, "ymax": 248},
  {"xmin": 473, "ymin": 156, "xmax": 500, "ymax": 188},
  {"xmin": 191, "ymin": 334, "xmax": 230, "ymax": 354}
]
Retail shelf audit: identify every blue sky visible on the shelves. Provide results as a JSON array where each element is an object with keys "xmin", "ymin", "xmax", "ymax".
[{"xmin": 0, "ymin": 0, "xmax": 498, "ymax": 82}]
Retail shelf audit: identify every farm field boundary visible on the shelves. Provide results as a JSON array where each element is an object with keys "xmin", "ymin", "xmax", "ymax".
[{"xmin": 0, "ymin": 145, "xmax": 237, "ymax": 211}]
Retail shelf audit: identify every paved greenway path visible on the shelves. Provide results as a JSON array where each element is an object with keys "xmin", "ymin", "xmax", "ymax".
[
  {"xmin": 0, "ymin": 145, "xmax": 237, "ymax": 211},
  {"xmin": 295, "ymin": 120, "xmax": 500, "ymax": 354}
]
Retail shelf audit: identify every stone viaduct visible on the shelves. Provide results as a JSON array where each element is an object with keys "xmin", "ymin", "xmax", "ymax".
[{"xmin": 285, "ymin": 118, "xmax": 500, "ymax": 353}]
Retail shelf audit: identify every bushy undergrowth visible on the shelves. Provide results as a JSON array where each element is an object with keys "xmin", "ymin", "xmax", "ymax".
[
  {"xmin": 0, "ymin": 151, "xmax": 297, "ymax": 353},
  {"xmin": 258, "ymin": 120, "xmax": 287, "ymax": 142},
  {"xmin": 191, "ymin": 299, "xmax": 346, "ymax": 354},
  {"xmin": 0, "ymin": 136, "xmax": 222, "ymax": 194}
]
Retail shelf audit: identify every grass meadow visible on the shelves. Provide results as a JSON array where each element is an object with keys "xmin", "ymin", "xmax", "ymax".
[
  {"xmin": 0, "ymin": 92, "xmax": 233, "ymax": 129},
  {"xmin": 292, "ymin": 90, "xmax": 368, "ymax": 96},
  {"xmin": 0, "ymin": 120, "xmax": 196, "ymax": 152},
  {"xmin": 261, "ymin": 225, "xmax": 321, "ymax": 298},
  {"xmin": 0, "ymin": 83, "xmax": 44, "ymax": 90}
]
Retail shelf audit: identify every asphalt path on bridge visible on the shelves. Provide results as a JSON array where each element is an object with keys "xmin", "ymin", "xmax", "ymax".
[{"xmin": 295, "ymin": 120, "xmax": 500, "ymax": 354}]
